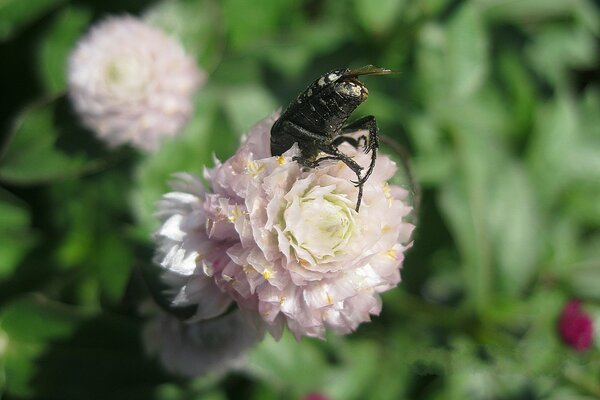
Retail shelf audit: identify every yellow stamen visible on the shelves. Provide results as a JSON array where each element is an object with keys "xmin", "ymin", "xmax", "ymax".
[
  {"xmin": 299, "ymin": 258, "xmax": 310, "ymax": 268},
  {"xmin": 276, "ymin": 156, "xmax": 286, "ymax": 165},
  {"xmin": 386, "ymin": 249, "xmax": 397, "ymax": 260},
  {"xmin": 246, "ymin": 159, "xmax": 265, "ymax": 177},
  {"xmin": 383, "ymin": 182, "xmax": 392, "ymax": 206}
]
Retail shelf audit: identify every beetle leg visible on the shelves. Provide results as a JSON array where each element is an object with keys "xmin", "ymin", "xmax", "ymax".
[
  {"xmin": 277, "ymin": 120, "xmax": 365, "ymax": 211},
  {"xmin": 331, "ymin": 135, "xmax": 367, "ymax": 149},
  {"xmin": 313, "ymin": 143, "xmax": 366, "ymax": 212},
  {"xmin": 341, "ymin": 115, "xmax": 379, "ymax": 185}
]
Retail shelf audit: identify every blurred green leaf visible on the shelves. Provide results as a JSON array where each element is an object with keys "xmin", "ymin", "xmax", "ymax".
[
  {"xmin": 325, "ymin": 339, "xmax": 379, "ymax": 400},
  {"xmin": 477, "ymin": 0, "xmax": 581, "ymax": 22},
  {"xmin": 438, "ymin": 133, "xmax": 496, "ymax": 311},
  {"xmin": 527, "ymin": 93, "xmax": 578, "ymax": 207},
  {"xmin": 446, "ymin": 2, "xmax": 488, "ymax": 99},
  {"xmin": 353, "ymin": 0, "xmax": 405, "ymax": 35},
  {"xmin": 221, "ymin": 84, "xmax": 278, "ymax": 134},
  {"xmin": 38, "ymin": 6, "xmax": 92, "ymax": 94},
  {"xmin": 497, "ymin": 50, "xmax": 536, "ymax": 138},
  {"xmin": 261, "ymin": 22, "xmax": 347, "ymax": 78},
  {"xmin": 221, "ymin": 0, "xmax": 301, "ymax": 51},
  {"xmin": 143, "ymin": 0, "xmax": 224, "ymax": 71},
  {"xmin": 0, "ymin": 295, "xmax": 85, "ymax": 397},
  {"xmin": 569, "ymin": 263, "xmax": 600, "ymax": 301},
  {"xmin": 246, "ymin": 332, "xmax": 329, "ymax": 396},
  {"xmin": 0, "ymin": 97, "xmax": 108, "ymax": 185},
  {"xmin": 0, "ymin": 0, "xmax": 66, "ymax": 41},
  {"xmin": 527, "ymin": 25, "xmax": 597, "ymax": 86},
  {"xmin": 0, "ymin": 188, "xmax": 36, "ymax": 281},
  {"xmin": 487, "ymin": 163, "xmax": 541, "ymax": 295}
]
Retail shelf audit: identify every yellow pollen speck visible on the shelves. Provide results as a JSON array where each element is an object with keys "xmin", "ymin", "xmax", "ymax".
[
  {"xmin": 386, "ymin": 249, "xmax": 397, "ymax": 260},
  {"xmin": 327, "ymin": 293, "xmax": 333, "ymax": 305},
  {"xmin": 276, "ymin": 156, "xmax": 286, "ymax": 165},
  {"xmin": 299, "ymin": 258, "xmax": 310, "ymax": 268},
  {"xmin": 262, "ymin": 270, "xmax": 271, "ymax": 280},
  {"xmin": 228, "ymin": 206, "xmax": 243, "ymax": 223},
  {"xmin": 382, "ymin": 225, "xmax": 392, "ymax": 234},
  {"xmin": 279, "ymin": 296, "xmax": 286, "ymax": 305},
  {"xmin": 383, "ymin": 182, "xmax": 392, "ymax": 206},
  {"xmin": 246, "ymin": 159, "xmax": 265, "ymax": 177}
]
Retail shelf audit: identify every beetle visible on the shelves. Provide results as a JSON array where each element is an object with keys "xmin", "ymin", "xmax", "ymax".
[{"xmin": 270, "ymin": 65, "xmax": 393, "ymax": 212}]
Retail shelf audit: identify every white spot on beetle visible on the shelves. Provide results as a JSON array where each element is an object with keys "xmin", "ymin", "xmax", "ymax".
[
  {"xmin": 318, "ymin": 77, "xmax": 326, "ymax": 86},
  {"xmin": 328, "ymin": 73, "xmax": 339, "ymax": 81}
]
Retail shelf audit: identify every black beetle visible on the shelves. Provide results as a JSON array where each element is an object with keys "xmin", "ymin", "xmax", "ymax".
[{"xmin": 270, "ymin": 65, "xmax": 393, "ymax": 212}]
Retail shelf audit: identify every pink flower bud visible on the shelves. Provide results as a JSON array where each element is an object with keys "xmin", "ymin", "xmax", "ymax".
[
  {"xmin": 558, "ymin": 300, "xmax": 593, "ymax": 351},
  {"xmin": 303, "ymin": 393, "xmax": 330, "ymax": 400}
]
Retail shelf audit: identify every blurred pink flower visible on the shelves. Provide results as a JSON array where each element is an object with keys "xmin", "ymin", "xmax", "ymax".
[
  {"xmin": 68, "ymin": 16, "xmax": 203, "ymax": 152},
  {"xmin": 144, "ymin": 307, "xmax": 264, "ymax": 377},
  {"xmin": 154, "ymin": 113, "xmax": 414, "ymax": 340},
  {"xmin": 558, "ymin": 300, "xmax": 593, "ymax": 351}
]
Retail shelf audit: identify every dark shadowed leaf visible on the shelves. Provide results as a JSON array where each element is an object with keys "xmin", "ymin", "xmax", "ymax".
[
  {"xmin": 37, "ymin": 6, "xmax": 92, "ymax": 94},
  {"xmin": 0, "ymin": 295, "xmax": 167, "ymax": 399},
  {"xmin": 0, "ymin": 0, "xmax": 66, "ymax": 41},
  {"xmin": 0, "ymin": 96, "xmax": 109, "ymax": 185},
  {"xmin": 0, "ymin": 188, "xmax": 36, "ymax": 281}
]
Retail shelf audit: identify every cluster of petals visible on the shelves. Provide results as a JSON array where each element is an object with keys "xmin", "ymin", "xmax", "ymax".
[
  {"xmin": 68, "ymin": 16, "xmax": 203, "ymax": 152},
  {"xmin": 154, "ymin": 113, "xmax": 414, "ymax": 339}
]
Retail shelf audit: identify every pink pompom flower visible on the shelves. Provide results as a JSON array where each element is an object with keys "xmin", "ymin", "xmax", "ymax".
[
  {"xmin": 154, "ymin": 113, "xmax": 414, "ymax": 340},
  {"xmin": 68, "ymin": 16, "xmax": 204, "ymax": 152},
  {"xmin": 558, "ymin": 300, "xmax": 594, "ymax": 351}
]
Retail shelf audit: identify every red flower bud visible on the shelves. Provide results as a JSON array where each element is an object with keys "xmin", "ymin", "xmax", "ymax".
[{"xmin": 558, "ymin": 300, "xmax": 594, "ymax": 351}]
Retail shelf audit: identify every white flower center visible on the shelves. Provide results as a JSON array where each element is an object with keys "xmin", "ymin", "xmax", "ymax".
[
  {"xmin": 102, "ymin": 55, "xmax": 151, "ymax": 97},
  {"xmin": 285, "ymin": 190, "xmax": 356, "ymax": 263}
]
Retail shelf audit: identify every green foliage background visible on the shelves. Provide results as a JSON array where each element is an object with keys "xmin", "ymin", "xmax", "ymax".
[{"xmin": 1, "ymin": 0, "xmax": 600, "ymax": 398}]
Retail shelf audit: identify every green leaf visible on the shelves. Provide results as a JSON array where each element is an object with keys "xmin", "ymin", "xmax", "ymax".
[
  {"xmin": 0, "ymin": 188, "xmax": 36, "ymax": 280},
  {"xmin": 353, "ymin": 0, "xmax": 406, "ymax": 35},
  {"xmin": 0, "ymin": 97, "xmax": 108, "ymax": 185},
  {"xmin": 0, "ymin": 0, "xmax": 66, "ymax": 41},
  {"xmin": 38, "ymin": 6, "xmax": 92, "ymax": 94}
]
